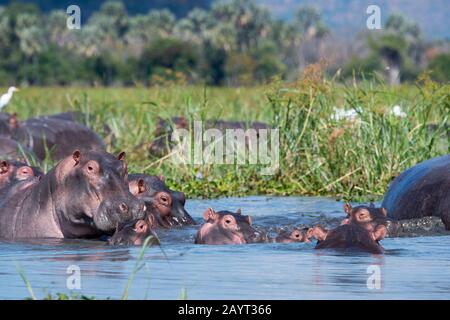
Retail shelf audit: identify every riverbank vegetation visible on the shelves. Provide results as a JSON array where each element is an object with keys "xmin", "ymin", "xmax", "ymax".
[{"xmin": 3, "ymin": 70, "xmax": 449, "ymax": 201}]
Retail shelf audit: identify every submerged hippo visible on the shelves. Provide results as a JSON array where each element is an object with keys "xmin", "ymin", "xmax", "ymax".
[
  {"xmin": 195, "ymin": 208, "xmax": 267, "ymax": 245},
  {"xmin": 2, "ymin": 113, "xmax": 106, "ymax": 161},
  {"xmin": 0, "ymin": 150, "xmax": 145, "ymax": 239},
  {"xmin": 129, "ymin": 173, "xmax": 195, "ymax": 228},
  {"xmin": 108, "ymin": 214, "xmax": 159, "ymax": 246},
  {"xmin": 307, "ymin": 204, "xmax": 388, "ymax": 254},
  {"xmin": 275, "ymin": 228, "xmax": 310, "ymax": 243},
  {"xmin": 149, "ymin": 116, "xmax": 270, "ymax": 157},
  {"xmin": 382, "ymin": 155, "xmax": 450, "ymax": 229},
  {"xmin": 0, "ymin": 160, "xmax": 42, "ymax": 192}
]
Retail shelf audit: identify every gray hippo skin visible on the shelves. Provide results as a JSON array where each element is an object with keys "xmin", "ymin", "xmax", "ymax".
[
  {"xmin": 382, "ymin": 155, "xmax": 450, "ymax": 229},
  {"xmin": 195, "ymin": 208, "xmax": 267, "ymax": 245},
  {"xmin": 14, "ymin": 116, "xmax": 106, "ymax": 161},
  {"xmin": 109, "ymin": 214, "xmax": 159, "ymax": 246},
  {"xmin": 129, "ymin": 173, "xmax": 195, "ymax": 227},
  {"xmin": 1, "ymin": 113, "xmax": 106, "ymax": 161},
  {"xmin": 307, "ymin": 204, "xmax": 389, "ymax": 254},
  {"xmin": 0, "ymin": 150, "xmax": 145, "ymax": 239},
  {"xmin": 0, "ymin": 160, "xmax": 42, "ymax": 194}
]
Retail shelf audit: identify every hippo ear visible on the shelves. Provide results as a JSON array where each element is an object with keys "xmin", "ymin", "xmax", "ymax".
[
  {"xmin": 203, "ymin": 208, "xmax": 217, "ymax": 221},
  {"xmin": 117, "ymin": 151, "xmax": 126, "ymax": 161},
  {"xmin": 0, "ymin": 160, "xmax": 10, "ymax": 174},
  {"xmin": 380, "ymin": 207, "xmax": 388, "ymax": 216},
  {"xmin": 236, "ymin": 208, "xmax": 242, "ymax": 215},
  {"xmin": 8, "ymin": 113, "xmax": 18, "ymax": 129},
  {"xmin": 344, "ymin": 203, "xmax": 352, "ymax": 215},
  {"xmin": 72, "ymin": 150, "xmax": 81, "ymax": 165},
  {"xmin": 159, "ymin": 174, "xmax": 165, "ymax": 182},
  {"xmin": 137, "ymin": 179, "xmax": 146, "ymax": 194},
  {"xmin": 245, "ymin": 215, "xmax": 252, "ymax": 225},
  {"xmin": 129, "ymin": 179, "xmax": 146, "ymax": 195}
]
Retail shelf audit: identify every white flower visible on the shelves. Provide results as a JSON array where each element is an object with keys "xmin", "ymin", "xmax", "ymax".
[{"xmin": 391, "ymin": 105, "xmax": 407, "ymax": 118}]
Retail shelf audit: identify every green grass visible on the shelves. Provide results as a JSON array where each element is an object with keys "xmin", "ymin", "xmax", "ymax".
[{"xmin": 2, "ymin": 72, "xmax": 449, "ymax": 201}]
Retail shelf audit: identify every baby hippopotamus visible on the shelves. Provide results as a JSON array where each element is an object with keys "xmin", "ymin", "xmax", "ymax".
[
  {"xmin": 129, "ymin": 174, "xmax": 195, "ymax": 228},
  {"xmin": 307, "ymin": 204, "xmax": 388, "ymax": 254},
  {"xmin": 109, "ymin": 214, "xmax": 159, "ymax": 246},
  {"xmin": 0, "ymin": 160, "xmax": 42, "ymax": 192},
  {"xmin": 195, "ymin": 208, "xmax": 267, "ymax": 245},
  {"xmin": 275, "ymin": 228, "xmax": 311, "ymax": 243}
]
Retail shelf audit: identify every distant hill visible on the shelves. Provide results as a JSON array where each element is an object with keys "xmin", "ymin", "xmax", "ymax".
[
  {"xmin": 0, "ymin": 0, "xmax": 448, "ymax": 39},
  {"xmin": 257, "ymin": 0, "xmax": 450, "ymax": 39}
]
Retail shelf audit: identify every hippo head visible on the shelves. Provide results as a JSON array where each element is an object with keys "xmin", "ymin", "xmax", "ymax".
[
  {"xmin": 0, "ymin": 160, "xmax": 42, "ymax": 188},
  {"xmin": 0, "ymin": 113, "xmax": 19, "ymax": 138},
  {"xmin": 275, "ymin": 228, "xmax": 310, "ymax": 243},
  {"xmin": 109, "ymin": 214, "xmax": 159, "ymax": 246},
  {"xmin": 343, "ymin": 203, "xmax": 388, "ymax": 225},
  {"xmin": 195, "ymin": 208, "xmax": 266, "ymax": 245},
  {"xmin": 129, "ymin": 174, "xmax": 195, "ymax": 227},
  {"xmin": 53, "ymin": 150, "xmax": 145, "ymax": 236}
]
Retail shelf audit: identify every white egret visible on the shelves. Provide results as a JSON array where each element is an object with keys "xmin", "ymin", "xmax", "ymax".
[{"xmin": 0, "ymin": 86, "xmax": 19, "ymax": 111}]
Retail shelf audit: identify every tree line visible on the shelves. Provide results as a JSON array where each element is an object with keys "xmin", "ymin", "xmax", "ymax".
[{"xmin": 0, "ymin": 0, "xmax": 448, "ymax": 86}]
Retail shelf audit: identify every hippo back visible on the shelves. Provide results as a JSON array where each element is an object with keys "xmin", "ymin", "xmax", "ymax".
[
  {"xmin": 15, "ymin": 118, "xmax": 106, "ymax": 161},
  {"xmin": 382, "ymin": 155, "xmax": 450, "ymax": 227},
  {"xmin": 315, "ymin": 224, "xmax": 383, "ymax": 254}
]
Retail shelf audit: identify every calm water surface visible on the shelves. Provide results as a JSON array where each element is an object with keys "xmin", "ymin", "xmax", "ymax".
[{"xmin": 1, "ymin": 196, "xmax": 450, "ymax": 300}]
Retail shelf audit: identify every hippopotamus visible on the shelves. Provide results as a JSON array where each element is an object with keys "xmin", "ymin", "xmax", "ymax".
[
  {"xmin": 195, "ymin": 208, "xmax": 267, "ymax": 245},
  {"xmin": 382, "ymin": 155, "xmax": 450, "ymax": 230},
  {"xmin": 108, "ymin": 214, "xmax": 159, "ymax": 246},
  {"xmin": 307, "ymin": 204, "xmax": 388, "ymax": 254},
  {"xmin": 0, "ymin": 160, "xmax": 42, "ymax": 192},
  {"xmin": 275, "ymin": 228, "xmax": 310, "ymax": 243},
  {"xmin": 0, "ymin": 137, "xmax": 35, "ymax": 160},
  {"xmin": 148, "ymin": 116, "xmax": 270, "ymax": 157},
  {"xmin": 128, "ymin": 173, "xmax": 195, "ymax": 227},
  {"xmin": 2, "ymin": 113, "xmax": 106, "ymax": 161},
  {"xmin": 0, "ymin": 150, "xmax": 145, "ymax": 239}
]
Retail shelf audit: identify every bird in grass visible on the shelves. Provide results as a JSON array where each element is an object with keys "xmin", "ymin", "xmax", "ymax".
[{"xmin": 0, "ymin": 86, "xmax": 19, "ymax": 111}]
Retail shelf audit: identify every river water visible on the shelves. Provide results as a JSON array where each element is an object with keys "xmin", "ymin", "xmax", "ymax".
[{"xmin": 1, "ymin": 196, "xmax": 449, "ymax": 300}]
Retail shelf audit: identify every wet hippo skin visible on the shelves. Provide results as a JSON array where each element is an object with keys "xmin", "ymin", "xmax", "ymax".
[
  {"xmin": 129, "ymin": 173, "xmax": 195, "ymax": 228},
  {"xmin": 195, "ymin": 208, "xmax": 267, "ymax": 245},
  {"xmin": 0, "ymin": 150, "xmax": 145, "ymax": 239},
  {"xmin": 382, "ymin": 155, "xmax": 450, "ymax": 229}
]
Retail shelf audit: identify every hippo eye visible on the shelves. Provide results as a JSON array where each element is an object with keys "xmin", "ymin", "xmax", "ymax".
[{"xmin": 225, "ymin": 219, "xmax": 231, "ymax": 224}]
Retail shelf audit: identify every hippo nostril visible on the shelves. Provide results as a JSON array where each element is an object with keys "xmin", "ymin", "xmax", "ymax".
[{"xmin": 119, "ymin": 203, "xmax": 128, "ymax": 213}]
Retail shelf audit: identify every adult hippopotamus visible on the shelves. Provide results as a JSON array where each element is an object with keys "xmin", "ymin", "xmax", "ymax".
[
  {"xmin": 307, "ymin": 204, "xmax": 388, "ymax": 254},
  {"xmin": 108, "ymin": 214, "xmax": 159, "ymax": 246},
  {"xmin": 0, "ymin": 150, "xmax": 145, "ymax": 239},
  {"xmin": 0, "ymin": 137, "xmax": 34, "ymax": 160},
  {"xmin": 382, "ymin": 155, "xmax": 450, "ymax": 229},
  {"xmin": 129, "ymin": 174, "xmax": 195, "ymax": 227},
  {"xmin": 2, "ymin": 113, "xmax": 106, "ymax": 161},
  {"xmin": 148, "ymin": 116, "xmax": 270, "ymax": 157},
  {"xmin": 195, "ymin": 208, "xmax": 267, "ymax": 245}
]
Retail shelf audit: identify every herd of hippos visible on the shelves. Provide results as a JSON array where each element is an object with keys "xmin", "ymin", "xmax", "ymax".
[{"xmin": 0, "ymin": 110, "xmax": 449, "ymax": 254}]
